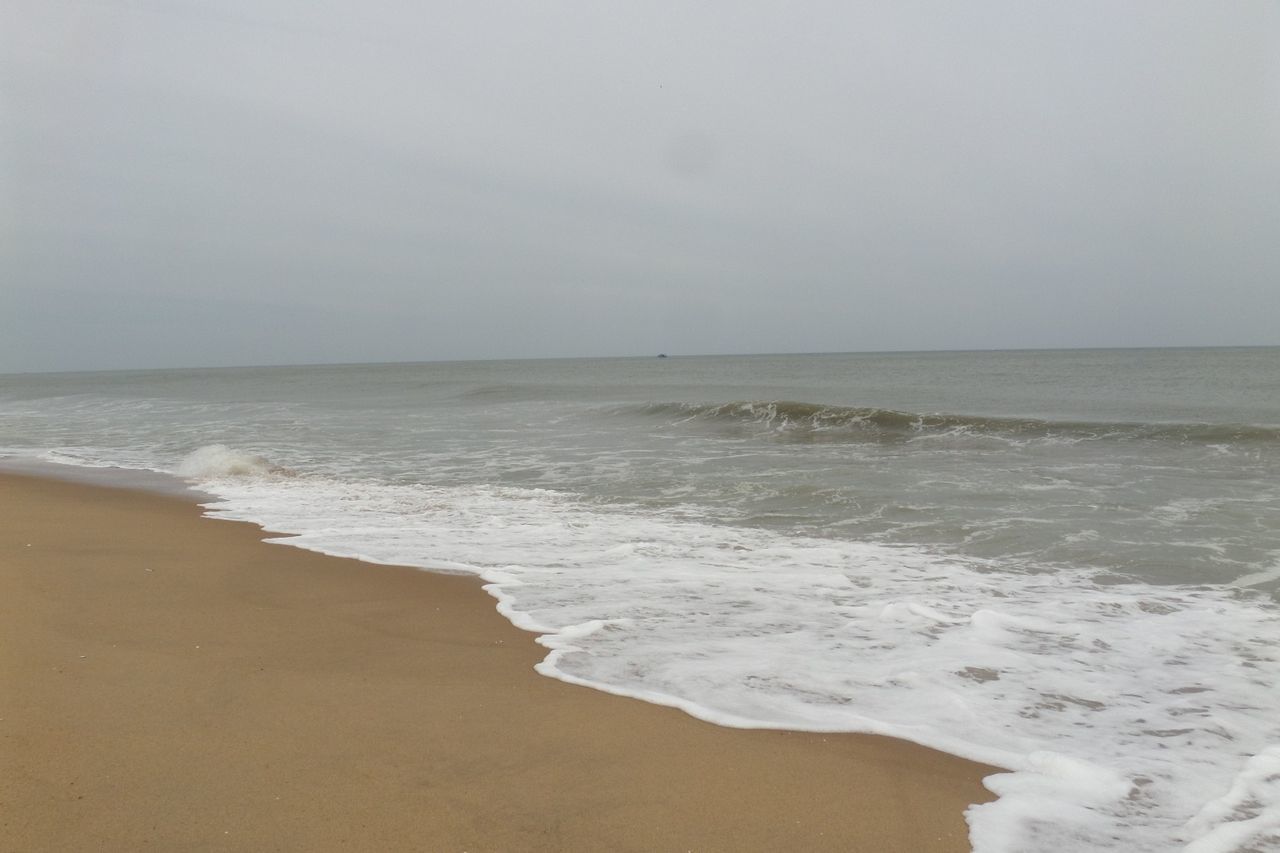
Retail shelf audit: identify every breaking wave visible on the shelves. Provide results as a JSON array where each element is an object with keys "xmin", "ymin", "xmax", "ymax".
[
  {"xmin": 176, "ymin": 444, "xmax": 288, "ymax": 479},
  {"xmin": 632, "ymin": 401, "xmax": 1280, "ymax": 445}
]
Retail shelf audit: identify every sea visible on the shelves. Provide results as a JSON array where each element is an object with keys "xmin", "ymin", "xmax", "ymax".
[{"xmin": 2, "ymin": 347, "xmax": 1278, "ymax": 853}]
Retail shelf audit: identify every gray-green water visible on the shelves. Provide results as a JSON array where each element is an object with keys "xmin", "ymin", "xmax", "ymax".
[{"xmin": 5, "ymin": 348, "xmax": 1278, "ymax": 586}]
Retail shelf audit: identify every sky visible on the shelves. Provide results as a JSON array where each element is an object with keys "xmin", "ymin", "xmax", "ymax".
[{"xmin": 2, "ymin": 0, "xmax": 1278, "ymax": 372}]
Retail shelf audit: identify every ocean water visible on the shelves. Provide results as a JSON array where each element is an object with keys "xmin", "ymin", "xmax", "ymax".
[{"xmin": 2, "ymin": 348, "xmax": 1278, "ymax": 852}]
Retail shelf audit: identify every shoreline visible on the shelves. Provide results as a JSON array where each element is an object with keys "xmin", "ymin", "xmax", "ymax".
[{"xmin": 0, "ymin": 471, "xmax": 996, "ymax": 851}]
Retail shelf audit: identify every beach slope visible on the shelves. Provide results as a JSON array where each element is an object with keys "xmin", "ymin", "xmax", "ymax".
[{"xmin": 0, "ymin": 473, "xmax": 995, "ymax": 851}]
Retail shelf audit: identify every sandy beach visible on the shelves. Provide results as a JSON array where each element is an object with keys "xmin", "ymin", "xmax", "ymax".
[{"xmin": 0, "ymin": 472, "xmax": 996, "ymax": 852}]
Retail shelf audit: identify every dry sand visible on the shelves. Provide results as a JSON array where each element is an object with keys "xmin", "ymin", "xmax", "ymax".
[{"xmin": 0, "ymin": 472, "xmax": 996, "ymax": 851}]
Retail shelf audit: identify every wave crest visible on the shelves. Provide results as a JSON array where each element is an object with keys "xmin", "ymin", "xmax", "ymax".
[
  {"xmin": 633, "ymin": 401, "xmax": 1280, "ymax": 445},
  {"xmin": 176, "ymin": 444, "xmax": 284, "ymax": 479}
]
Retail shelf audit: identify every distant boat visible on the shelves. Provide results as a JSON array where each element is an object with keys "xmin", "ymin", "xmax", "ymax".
[{"xmin": 657, "ymin": 353, "xmax": 668, "ymax": 358}]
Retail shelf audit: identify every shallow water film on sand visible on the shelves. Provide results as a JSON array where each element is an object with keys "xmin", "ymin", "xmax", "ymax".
[{"xmin": 3, "ymin": 348, "xmax": 1279, "ymax": 852}]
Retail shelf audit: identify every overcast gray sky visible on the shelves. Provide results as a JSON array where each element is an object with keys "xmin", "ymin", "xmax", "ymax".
[{"xmin": 2, "ymin": 0, "xmax": 1277, "ymax": 372}]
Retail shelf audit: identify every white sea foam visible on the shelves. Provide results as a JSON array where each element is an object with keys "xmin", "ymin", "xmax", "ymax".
[
  {"xmin": 1232, "ymin": 554, "xmax": 1280, "ymax": 590},
  {"xmin": 40, "ymin": 449, "xmax": 120, "ymax": 468},
  {"xmin": 1183, "ymin": 747, "xmax": 1280, "ymax": 853},
  {"xmin": 179, "ymin": 463, "xmax": 1280, "ymax": 853}
]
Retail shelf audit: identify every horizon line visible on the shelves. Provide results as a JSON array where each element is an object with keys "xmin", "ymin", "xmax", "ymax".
[{"xmin": 3, "ymin": 342, "xmax": 1278, "ymax": 378}]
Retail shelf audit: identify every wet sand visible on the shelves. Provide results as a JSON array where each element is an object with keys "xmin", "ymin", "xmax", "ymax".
[{"xmin": 0, "ymin": 472, "xmax": 996, "ymax": 851}]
